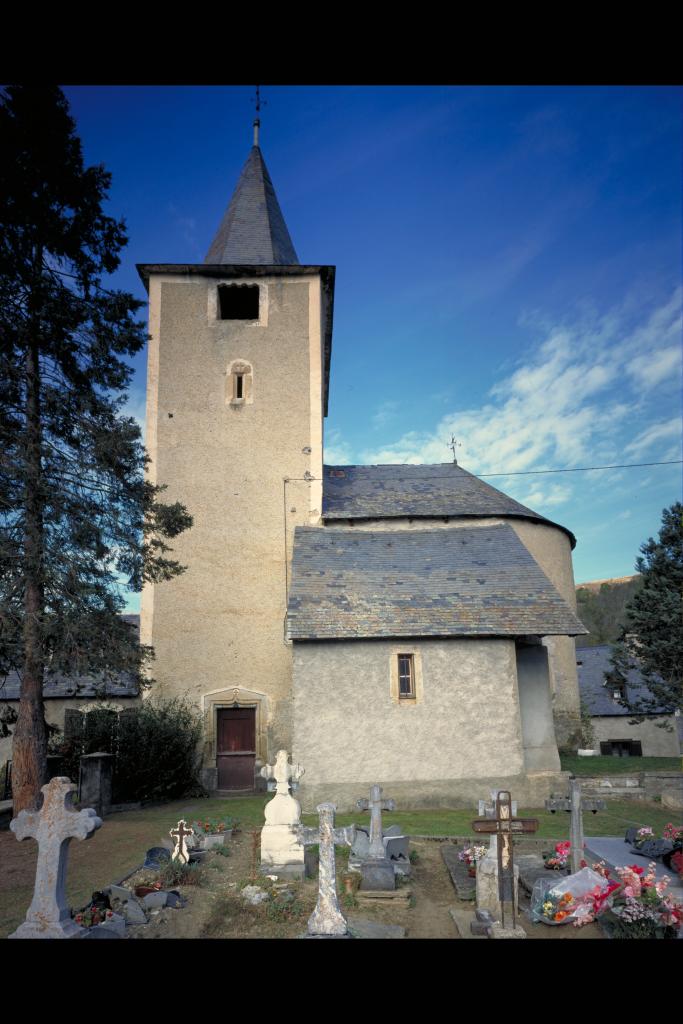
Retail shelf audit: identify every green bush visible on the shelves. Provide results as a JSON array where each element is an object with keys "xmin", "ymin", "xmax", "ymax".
[{"xmin": 51, "ymin": 697, "xmax": 204, "ymax": 804}]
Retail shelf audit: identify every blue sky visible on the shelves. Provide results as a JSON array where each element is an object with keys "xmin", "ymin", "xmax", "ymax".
[{"xmin": 62, "ymin": 85, "xmax": 682, "ymax": 603}]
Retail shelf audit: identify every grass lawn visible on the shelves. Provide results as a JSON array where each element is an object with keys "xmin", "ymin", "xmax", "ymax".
[
  {"xmin": 2, "ymin": 793, "xmax": 680, "ymax": 937},
  {"xmin": 560, "ymin": 755, "xmax": 681, "ymax": 775}
]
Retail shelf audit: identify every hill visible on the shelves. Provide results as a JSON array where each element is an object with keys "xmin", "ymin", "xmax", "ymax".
[{"xmin": 575, "ymin": 575, "xmax": 642, "ymax": 648}]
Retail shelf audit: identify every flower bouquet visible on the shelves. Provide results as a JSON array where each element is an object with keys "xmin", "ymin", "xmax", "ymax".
[
  {"xmin": 542, "ymin": 840, "xmax": 571, "ymax": 870},
  {"xmin": 530, "ymin": 866, "xmax": 608, "ymax": 926},
  {"xmin": 633, "ymin": 826, "xmax": 654, "ymax": 849},
  {"xmin": 572, "ymin": 861, "xmax": 683, "ymax": 939},
  {"xmin": 458, "ymin": 844, "xmax": 487, "ymax": 876}
]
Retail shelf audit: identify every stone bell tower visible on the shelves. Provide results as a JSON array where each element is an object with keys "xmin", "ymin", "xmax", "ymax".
[{"xmin": 138, "ymin": 116, "xmax": 335, "ymax": 791}]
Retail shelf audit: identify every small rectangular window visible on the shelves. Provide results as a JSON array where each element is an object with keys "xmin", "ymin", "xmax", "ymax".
[
  {"xmin": 398, "ymin": 654, "xmax": 415, "ymax": 699},
  {"xmin": 218, "ymin": 284, "xmax": 259, "ymax": 320},
  {"xmin": 235, "ymin": 374, "xmax": 244, "ymax": 400}
]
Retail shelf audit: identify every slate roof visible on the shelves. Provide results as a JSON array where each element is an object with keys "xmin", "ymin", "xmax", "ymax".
[
  {"xmin": 287, "ymin": 523, "xmax": 587, "ymax": 641},
  {"xmin": 322, "ymin": 464, "xmax": 576, "ymax": 547},
  {"xmin": 0, "ymin": 616, "xmax": 141, "ymax": 700},
  {"xmin": 205, "ymin": 146, "xmax": 299, "ymax": 265},
  {"xmin": 577, "ymin": 644, "xmax": 670, "ymax": 716},
  {"xmin": 0, "ymin": 670, "xmax": 139, "ymax": 700}
]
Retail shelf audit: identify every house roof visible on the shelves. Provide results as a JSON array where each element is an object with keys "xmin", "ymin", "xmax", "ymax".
[
  {"xmin": 0, "ymin": 670, "xmax": 139, "ymax": 701},
  {"xmin": 576, "ymin": 644, "xmax": 670, "ymax": 716},
  {"xmin": 287, "ymin": 523, "xmax": 587, "ymax": 641},
  {"xmin": 0, "ymin": 615, "xmax": 141, "ymax": 700},
  {"xmin": 322, "ymin": 464, "xmax": 576, "ymax": 547},
  {"xmin": 204, "ymin": 145, "xmax": 299, "ymax": 265}
]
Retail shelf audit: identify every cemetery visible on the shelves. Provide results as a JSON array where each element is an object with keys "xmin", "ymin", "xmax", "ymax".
[{"xmin": 2, "ymin": 754, "xmax": 681, "ymax": 940}]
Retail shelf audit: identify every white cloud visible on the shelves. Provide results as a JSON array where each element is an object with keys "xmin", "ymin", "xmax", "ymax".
[
  {"xmin": 359, "ymin": 290, "xmax": 681, "ymax": 516},
  {"xmin": 625, "ymin": 418, "xmax": 681, "ymax": 459},
  {"xmin": 323, "ymin": 428, "xmax": 353, "ymax": 466},
  {"xmin": 626, "ymin": 345, "xmax": 681, "ymax": 391}
]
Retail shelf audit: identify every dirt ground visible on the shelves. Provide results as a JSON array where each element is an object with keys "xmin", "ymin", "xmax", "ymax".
[{"xmin": 118, "ymin": 834, "xmax": 604, "ymax": 940}]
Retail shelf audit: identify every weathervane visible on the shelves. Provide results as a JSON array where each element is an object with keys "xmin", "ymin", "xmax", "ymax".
[
  {"xmin": 448, "ymin": 435, "xmax": 462, "ymax": 465},
  {"xmin": 251, "ymin": 85, "xmax": 267, "ymax": 146}
]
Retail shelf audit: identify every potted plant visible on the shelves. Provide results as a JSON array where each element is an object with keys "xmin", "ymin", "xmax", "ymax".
[{"xmin": 191, "ymin": 817, "xmax": 238, "ymax": 850}]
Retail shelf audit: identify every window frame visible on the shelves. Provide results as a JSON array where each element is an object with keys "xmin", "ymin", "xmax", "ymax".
[{"xmin": 389, "ymin": 646, "xmax": 423, "ymax": 705}]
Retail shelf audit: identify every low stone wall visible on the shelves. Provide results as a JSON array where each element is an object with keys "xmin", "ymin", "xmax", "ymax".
[
  {"xmin": 580, "ymin": 770, "xmax": 682, "ymax": 803},
  {"xmin": 298, "ymin": 771, "xmax": 570, "ymax": 814}
]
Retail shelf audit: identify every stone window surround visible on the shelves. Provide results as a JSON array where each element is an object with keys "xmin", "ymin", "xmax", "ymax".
[
  {"xmin": 226, "ymin": 359, "xmax": 254, "ymax": 406},
  {"xmin": 202, "ymin": 687, "xmax": 269, "ymax": 769},
  {"xmin": 389, "ymin": 646, "xmax": 424, "ymax": 705},
  {"xmin": 207, "ymin": 280, "xmax": 269, "ymax": 328}
]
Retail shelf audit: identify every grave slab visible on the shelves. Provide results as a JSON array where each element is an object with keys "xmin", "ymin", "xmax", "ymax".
[
  {"xmin": 584, "ymin": 837, "xmax": 683, "ymax": 897},
  {"xmin": 441, "ymin": 843, "xmax": 476, "ymax": 900},
  {"xmin": 346, "ymin": 916, "xmax": 405, "ymax": 939},
  {"xmin": 516, "ymin": 852, "xmax": 568, "ymax": 895},
  {"xmin": 448, "ymin": 907, "xmax": 488, "ymax": 939}
]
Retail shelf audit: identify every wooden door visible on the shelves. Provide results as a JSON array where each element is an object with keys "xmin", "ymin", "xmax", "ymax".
[{"xmin": 216, "ymin": 708, "xmax": 256, "ymax": 790}]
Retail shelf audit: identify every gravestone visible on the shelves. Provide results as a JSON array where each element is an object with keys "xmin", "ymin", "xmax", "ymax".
[
  {"xmin": 546, "ymin": 777, "xmax": 606, "ymax": 873},
  {"xmin": 296, "ymin": 803, "xmax": 355, "ymax": 937},
  {"xmin": 472, "ymin": 790, "xmax": 538, "ymax": 937},
  {"xmin": 260, "ymin": 750, "xmax": 306, "ymax": 878},
  {"xmin": 356, "ymin": 784, "xmax": 396, "ymax": 891},
  {"xmin": 79, "ymin": 752, "xmax": 113, "ymax": 818},
  {"xmin": 9, "ymin": 777, "xmax": 102, "ymax": 939},
  {"xmin": 170, "ymin": 820, "xmax": 195, "ymax": 864}
]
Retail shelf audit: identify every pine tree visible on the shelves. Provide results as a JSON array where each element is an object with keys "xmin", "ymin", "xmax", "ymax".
[
  {"xmin": 0, "ymin": 86, "xmax": 192, "ymax": 813},
  {"xmin": 606, "ymin": 503, "xmax": 683, "ymax": 720}
]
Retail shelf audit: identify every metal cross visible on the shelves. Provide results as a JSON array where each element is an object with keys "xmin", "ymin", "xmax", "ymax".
[
  {"xmin": 356, "ymin": 783, "xmax": 395, "ymax": 860},
  {"xmin": 9, "ymin": 777, "xmax": 102, "ymax": 938},
  {"xmin": 296, "ymin": 803, "xmax": 355, "ymax": 936},
  {"xmin": 170, "ymin": 819, "xmax": 195, "ymax": 864},
  {"xmin": 472, "ymin": 791, "xmax": 538, "ymax": 930},
  {"xmin": 545, "ymin": 777, "xmax": 605, "ymax": 873},
  {"xmin": 448, "ymin": 435, "xmax": 462, "ymax": 465}
]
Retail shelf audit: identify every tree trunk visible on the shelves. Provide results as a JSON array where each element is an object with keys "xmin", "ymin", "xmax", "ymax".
[{"xmin": 12, "ymin": 265, "xmax": 47, "ymax": 815}]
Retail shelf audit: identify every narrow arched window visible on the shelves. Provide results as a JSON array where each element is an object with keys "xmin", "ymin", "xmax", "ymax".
[{"xmin": 226, "ymin": 360, "xmax": 253, "ymax": 405}]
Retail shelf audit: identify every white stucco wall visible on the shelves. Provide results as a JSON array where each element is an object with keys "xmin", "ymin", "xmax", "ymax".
[{"xmin": 292, "ymin": 637, "xmax": 566, "ymax": 810}]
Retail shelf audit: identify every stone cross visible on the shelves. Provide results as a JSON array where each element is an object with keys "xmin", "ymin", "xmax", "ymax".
[
  {"xmin": 545, "ymin": 777, "xmax": 606, "ymax": 874},
  {"xmin": 170, "ymin": 820, "xmax": 195, "ymax": 864},
  {"xmin": 260, "ymin": 750, "xmax": 306, "ymax": 876},
  {"xmin": 357, "ymin": 783, "xmax": 396, "ymax": 860},
  {"xmin": 9, "ymin": 777, "xmax": 102, "ymax": 939},
  {"xmin": 261, "ymin": 749, "xmax": 304, "ymax": 796},
  {"xmin": 472, "ymin": 791, "xmax": 538, "ymax": 930},
  {"xmin": 296, "ymin": 803, "xmax": 356, "ymax": 936}
]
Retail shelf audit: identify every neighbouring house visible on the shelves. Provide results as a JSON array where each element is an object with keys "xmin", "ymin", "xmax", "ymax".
[
  {"xmin": 0, "ymin": 614, "xmax": 141, "ymax": 771},
  {"xmin": 577, "ymin": 644, "xmax": 682, "ymax": 758}
]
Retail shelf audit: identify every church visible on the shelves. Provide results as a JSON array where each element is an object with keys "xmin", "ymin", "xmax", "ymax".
[{"xmin": 138, "ymin": 116, "xmax": 587, "ymax": 811}]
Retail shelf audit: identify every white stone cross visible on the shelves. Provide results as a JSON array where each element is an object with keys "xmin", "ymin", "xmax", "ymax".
[
  {"xmin": 296, "ymin": 803, "xmax": 356, "ymax": 936},
  {"xmin": 170, "ymin": 819, "xmax": 195, "ymax": 864},
  {"xmin": 357, "ymin": 783, "xmax": 396, "ymax": 860},
  {"xmin": 9, "ymin": 777, "xmax": 102, "ymax": 939},
  {"xmin": 261, "ymin": 749, "xmax": 304, "ymax": 796}
]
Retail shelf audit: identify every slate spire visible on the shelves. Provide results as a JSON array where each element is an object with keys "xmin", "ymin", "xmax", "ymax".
[{"xmin": 204, "ymin": 118, "xmax": 299, "ymax": 265}]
